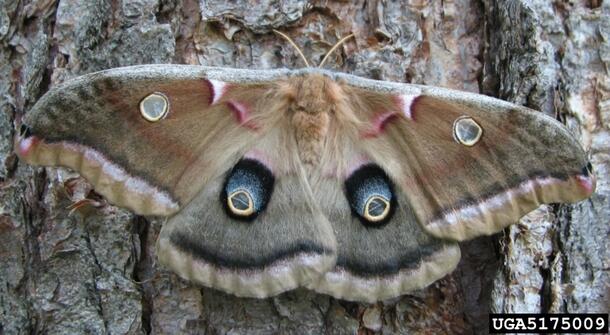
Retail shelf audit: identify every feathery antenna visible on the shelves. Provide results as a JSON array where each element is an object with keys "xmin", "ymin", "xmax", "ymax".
[
  {"xmin": 273, "ymin": 29, "xmax": 311, "ymax": 67},
  {"xmin": 273, "ymin": 30, "xmax": 355, "ymax": 68},
  {"xmin": 318, "ymin": 33, "xmax": 355, "ymax": 68}
]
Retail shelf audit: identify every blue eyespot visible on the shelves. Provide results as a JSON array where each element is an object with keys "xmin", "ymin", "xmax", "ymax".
[
  {"xmin": 345, "ymin": 164, "xmax": 396, "ymax": 227},
  {"xmin": 222, "ymin": 159, "xmax": 275, "ymax": 221}
]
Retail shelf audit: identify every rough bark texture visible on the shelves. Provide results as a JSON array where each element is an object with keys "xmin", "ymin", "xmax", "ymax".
[{"xmin": 0, "ymin": 0, "xmax": 608, "ymax": 334}]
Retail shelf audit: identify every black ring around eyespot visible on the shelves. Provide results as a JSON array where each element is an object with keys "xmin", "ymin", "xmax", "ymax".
[
  {"xmin": 344, "ymin": 164, "xmax": 397, "ymax": 227},
  {"xmin": 221, "ymin": 158, "xmax": 275, "ymax": 222}
]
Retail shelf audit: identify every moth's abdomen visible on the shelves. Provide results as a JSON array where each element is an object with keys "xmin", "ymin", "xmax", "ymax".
[{"xmin": 292, "ymin": 111, "xmax": 330, "ymax": 166}]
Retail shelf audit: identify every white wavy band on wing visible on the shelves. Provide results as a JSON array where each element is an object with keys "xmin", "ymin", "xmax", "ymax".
[
  {"xmin": 308, "ymin": 244, "xmax": 460, "ymax": 303},
  {"xmin": 157, "ymin": 235, "xmax": 335, "ymax": 299},
  {"xmin": 425, "ymin": 173, "xmax": 595, "ymax": 240},
  {"xmin": 17, "ymin": 135, "xmax": 179, "ymax": 216}
]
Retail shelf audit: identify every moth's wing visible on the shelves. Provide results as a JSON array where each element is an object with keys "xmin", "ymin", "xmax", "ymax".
[
  {"xmin": 307, "ymin": 168, "xmax": 460, "ymax": 303},
  {"xmin": 15, "ymin": 65, "xmax": 290, "ymax": 216},
  {"xmin": 17, "ymin": 65, "xmax": 337, "ymax": 297},
  {"xmin": 156, "ymin": 128, "xmax": 337, "ymax": 298},
  {"xmin": 337, "ymin": 74, "xmax": 595, "ymax": 241}
]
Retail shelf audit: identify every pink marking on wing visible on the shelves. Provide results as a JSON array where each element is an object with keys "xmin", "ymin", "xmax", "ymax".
[
  {"xmin": 362, "ymin": 112, "xmax": 399, "ymax": 138},
  {"xmin": 244, "ymin": 149, "xmax": 274, "ymax": 172},
  {"xmin": 576, "ymin": 174, "xmax": 595, "ymax": 195},
  {"xmin": 206, "ymin": 79, "xmax": 228, "ymax": 105},
  {"xmin": 227, "ymin": 100, "xmax": 259, "ymax": 131},
  {"xmin": 17, "ymin": 136, "xmax": 40, "ymax": 157},
  {"xmin": 362, "ymin": 94, "xmax": 421, "ymax": 138},
  {"xmin": 394, "ymin": 94, "xmax": 420, "ymax": 121}
]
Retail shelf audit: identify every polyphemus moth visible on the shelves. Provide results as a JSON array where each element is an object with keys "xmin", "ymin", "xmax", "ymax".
[{"xmin": 14, "ymin": 39, "xmax": 595, "ymax": 303}]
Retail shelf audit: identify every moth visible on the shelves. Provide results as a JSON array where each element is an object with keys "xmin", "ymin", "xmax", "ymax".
[{"xmin": 14, "ymin": 35, "xmax": 595, "ymax": 303}]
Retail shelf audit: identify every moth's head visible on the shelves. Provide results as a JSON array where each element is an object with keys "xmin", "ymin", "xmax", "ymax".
[{"xmin": 290, "ymin": 74, "xmax": 344, "ymax": 115}]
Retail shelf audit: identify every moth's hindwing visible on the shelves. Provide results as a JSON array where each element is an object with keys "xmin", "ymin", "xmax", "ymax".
[
  {"xmin": 157, "ymin": 156, "xmax": 337, "ymax": 298},
  {"xmin": 308, "ymin": 163, "xmax": 460, "ymax": 303}
]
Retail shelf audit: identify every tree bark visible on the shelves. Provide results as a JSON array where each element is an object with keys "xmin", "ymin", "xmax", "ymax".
[{"xmin": 0, "ymin": 0, "xmax": 607, "ymax": 334}]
